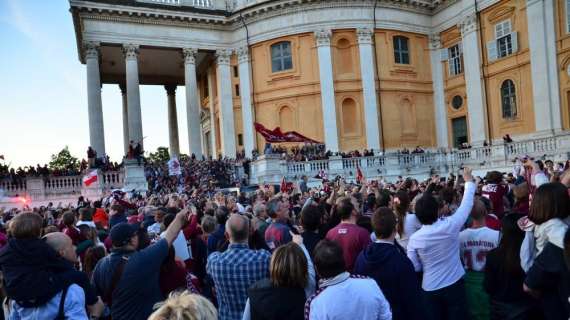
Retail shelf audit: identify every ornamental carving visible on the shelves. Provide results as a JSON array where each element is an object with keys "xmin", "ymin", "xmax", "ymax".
[
  {"xmin": 236, "ymin": 46, "xmax": 250, "ymax": 64},
  {"xmin": 428, "ymin": 33, "xmax": 441, "ymax": 50},
  {"xmin": 356, "ymin": 28, "xmax": 373, "ymax": 45},
  {"xmin": 216, "ymin": 49, "xmax": 232, "ymax": 65},
  {"xmin": 83, "ymin": 41, "xmax": 100, "ymax": 60},
  {"xmin": 183, "ymin": 48, "xmax": 198, "ymax": 64},
  {"xmin": 314, "ymin": 29, "xmax": 332, "ymax": 47},
  {"xmin": 122, "ymin": 44, "xmax": 140, "ymax": 60},
  {"xmin": 458, "ymin": 14, "xmax": 477, "ymax": 35}
]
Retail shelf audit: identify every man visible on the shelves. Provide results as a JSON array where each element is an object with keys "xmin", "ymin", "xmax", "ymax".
[
  {"xmin": 481, "ymin": 171, "xmax": 509, "ymax": 219},
  {"xmin": 92, "ymin": 208, "xmax": 188, "ymax": 320},
  {"xmin": 108, "ymin": 204, "xmax": 127, "ymax": 228},
  {"xmin": 325, "ymin": 197, "xmax": 370, "ymax": 272},
  {"xmin": 207, "ymin": 214, "xmax": 271, "ymax": 320},
  {"xmin": 459, "ymin": 199, "xmax": 499, "ymax": 320},
  {"xmin": 299, "ymin": 175, "xmax": 309, "ymax": 194},
  {"xmin": 264, "ymin": 197, "xmax": 292, "ymax": 250},
  {"xmin": 207, "ymin": 206, "xmax": 229, "ymax": 255},
  {"xmin": 251, "ymin": 203, "xmax": 269, "ymax": 250},
  {"xmin": 300, "ymin": 205, "xmax": 322, "ymax": 257},
  {"xmin": 62, "ymin": 211, "xmax": 81, "ymax": 245},
  {"xmin": 10, "ymin": 232, "xmax": 103, "ymax": 319},
  {"xmin": 147, "ymin": 208, "xmax": 165, "ymax": 236},
  {"xmin": 354, "ymin": 207, "xmax": 422, "ymax": 320},
  {"xmin": 305, "ymin": 240, "xmax": 391, "ymax": 320},
  {"xmin": 407, "ymin": 167, "xmax": 476, "ymax": 320}
]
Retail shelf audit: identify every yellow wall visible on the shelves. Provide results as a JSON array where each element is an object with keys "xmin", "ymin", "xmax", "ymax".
[
  {"xmin": 480, "ymin": 0, "xmax": 535, "ymax": 139},
  {"xmin": 374, "ymin": 30, "xmax": 436, "ymax": 149},
  {"xmin": 555, "ymin": 0, "xmax": 570, "ymax": 130}
]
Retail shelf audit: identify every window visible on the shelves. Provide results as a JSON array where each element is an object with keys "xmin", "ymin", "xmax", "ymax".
[
  {"xmin": 451, "ymin": 95, "xmax": 463, "ymax": 110},
  {"xmin": 393, "ymin": 36, "xmax": 410, "ymax": 64},
  {"xmin": 501, "ymin": 80, "xmax": 517, "ymax": 119},
  {"xmin": 235, "ymin": 84, "xmax": 240, "ymax": 97},
  {"xmin": 233, "ymin": 66, "xmax": 239, "ymax": 78},
  {"xmin": 271, "ymin": 41, "xmax": 293, "ymax": 72},
  {"xmin": 448, "ymin": 44, "xmax": 463, "ymax": 76},
  {"xmin": 488, "ymin": 20, "xmax": 518, "ymax": 61}
]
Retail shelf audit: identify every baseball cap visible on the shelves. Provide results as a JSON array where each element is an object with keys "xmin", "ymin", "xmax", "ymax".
[{"xmin": 110, "ymin": 223, "xmax": 139, "ymax": 247}]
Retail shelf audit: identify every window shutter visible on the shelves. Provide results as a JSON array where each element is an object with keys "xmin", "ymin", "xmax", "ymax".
[
  {"xmin": 440, "ymin": 48, "xmax": 449, "ymax": 61},
  {"xmin": 487, "ymin": 40, "xmax": 498, "ymax": 62},
  {"xmin": 458, "ymin": 41, "xmax": 463, "ymax": 55},
  {"xmin": 510, "ymin": 32, "xmax": 518, "ymax": 53}
]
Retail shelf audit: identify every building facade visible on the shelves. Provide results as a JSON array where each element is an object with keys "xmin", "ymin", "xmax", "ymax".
[{"xmin": 69, "ymin": 0, "xmax": 570, "ymax": 159}]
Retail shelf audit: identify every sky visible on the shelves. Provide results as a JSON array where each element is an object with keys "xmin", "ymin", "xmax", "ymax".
[{"xmin": 0, "ymin": 0, "xmax": 190, "ymax": 168}]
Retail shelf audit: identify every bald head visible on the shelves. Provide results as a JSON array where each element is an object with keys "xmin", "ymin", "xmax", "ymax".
[
  {"xmin": 43, "ymin": 232, "xmax": 77, "ymax": 263},
  {"xmin": 225, "ymin": 214, "xmax": 250, "ymax": 243}
]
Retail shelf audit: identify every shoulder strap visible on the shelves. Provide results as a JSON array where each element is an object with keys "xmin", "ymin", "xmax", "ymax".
[
  {"xmin": 102, "ymin": 256, "xmax": 129, "ymax": 307},
  {"xmin": 55, "ymin": 285, "xmax": 70, "ymax": 320}
]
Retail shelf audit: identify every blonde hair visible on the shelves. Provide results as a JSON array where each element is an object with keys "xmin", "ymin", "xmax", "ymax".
[
  {"xmin": 270, "ymin": 243, "xmax": 308, "ymax": 288},
  {"xmin": 149, "ymin": 291, "xmax": 217, "ymax": 320}
]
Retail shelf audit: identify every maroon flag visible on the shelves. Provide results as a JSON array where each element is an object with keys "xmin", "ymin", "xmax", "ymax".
[{"xmin": 254, "ymin": 122, "xmax": 321, "ymax": 144}]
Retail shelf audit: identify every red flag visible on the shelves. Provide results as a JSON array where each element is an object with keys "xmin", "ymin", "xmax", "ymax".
[
  {"xmin": 83, "ymin": 170, "xmax": 98, "ymax": 186},
  {"xmin": 356, "ymin": 165, "xmax": 364, "ymax": 184},
  {"xmin": 254, "ymin": 122, "xmax": 321, "ymax": 144},
  {"xmin": 280, "ymin": 176, "xmax": 287, "ymax": 193}
]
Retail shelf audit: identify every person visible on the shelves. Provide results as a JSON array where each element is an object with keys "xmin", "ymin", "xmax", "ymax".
[
  {"xmin": 147, "ymin": 208, "xmax": 165, "ymax": 236},
  {"xmin": 264, "ymin": 197, "xmax": 292, "ymax": 250},
  {"xmin": 393, "ymin": 190, "xmax": 421, "ymax": 249},
  {"xmin": 481, "ymin": 171, "xmax": 509, "ymax": 219},
  {"xmin": 300, "ymin": 205, "xmax": 322, "ymax": 257},
  {"xmin": 108, "ymin": 204, "xmax": 127, "ymax": 228},
  {"xmin": 484, "ymin": 214, "xmax": 541, "ymax": 320},
  {"xmin": 243, "ymin": 242, "xmax": 309, "ymax": 320},
  {"xmin": 299, "ymin": 175, "xmax": 309, "ymax": 194},
  {"xmin": 251, "ymin": 203, "xmax": 269, "ymax": 250},
  {"xmin": 459, "ymin": 199, "xmax": 500, "ymax": 320},
  {"xmin": 325, "ymin": 197, "xmax": 370, "ymax": 272},
  {"xmin": 354, "ymin": 207, "xmax": 422, "ymax": 320},
  {"xmin": 148, "ymin": 290, "xmax": 217, "ymax": 320},
  {"xmin": 304, "ymin": 240, "xmax": 392, "ymax": 320},
  {"xmin": 91, "ymin": 208, "xmax": 189, "ymax": 320},
  {"xmin": 407, "ymin": 167, "xmax": 476, "ymax": 320},
  {"xmin": 207, "ymin": 214, "xmax": 271, "ymax": 320},
  {"xmin": 62, "ymin": 211, "xmax": 82, "ymax": 245}
]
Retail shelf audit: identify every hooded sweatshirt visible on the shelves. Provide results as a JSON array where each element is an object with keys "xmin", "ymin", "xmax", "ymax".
[
  {"xmin": 354, "ymin": 240, "xmax": 422, "ymax": 320},
  {"xmin": 247, "ymin": 278, "xmax": 305, "ymax": 320},
  {"xmin": 0, "ymin": 238, "xmax": 97, "ymax": 307}
]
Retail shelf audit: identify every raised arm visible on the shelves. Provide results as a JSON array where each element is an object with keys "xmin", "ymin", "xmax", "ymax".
[{"xmin": 449, "ymin": 167, "xmax": 476, "ymax": 233}]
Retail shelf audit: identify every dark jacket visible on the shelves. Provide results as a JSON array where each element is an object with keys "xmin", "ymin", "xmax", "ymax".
[
  {"xmin": 353, "ymin": 241, "xmax": 422, "ymax": 320},
  {"xmin": 248, "ymin": 278, "xmax": 305, "ymax": 320},
  {"xmin": 0, "ymin": 238, "xmax": 97, "ymax": 307},
  {"xmin": 525, "ymin": 242, "xmax": 570, "ymax": 320}
]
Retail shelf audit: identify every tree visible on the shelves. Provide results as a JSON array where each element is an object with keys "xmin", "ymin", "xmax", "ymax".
[
  {"xmin": 49, "ymin": 146, "xmax": 79, "ymax": 171},
  {"xmin": 147, "ymin": 146, "xmax": 170, "ymax": 163}
]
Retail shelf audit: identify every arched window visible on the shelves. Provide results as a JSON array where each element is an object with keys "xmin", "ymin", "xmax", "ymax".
[
  {"xmin": 279, "ymin": 106, "xmax": 294, "ymax": 132},
  {"xmin": 393, "ymin": 36, "xmax": 410, "ymax": 64},
  {"xmin": 271, "ymin": 41, "xmax": 293, "ymax": 73},
  {"xmin": 341, "ymin": 98, "xmax": 357, "ymax": 135},
  {"xmin": 501, "ymin": 80, "xmax": 517, "ymax": 119}
]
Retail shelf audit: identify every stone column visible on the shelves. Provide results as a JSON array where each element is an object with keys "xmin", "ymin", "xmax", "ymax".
[
  {"xmin": 459, "ymin": 15, "xmax": 487, "ymax": 146},
  {"xmin": 428, "ymin": 34, "xmax": 449, "ymax": 148},
  {"xmin": 123, "ymin": 44, "xmax": 144, "ymax": 149},
  {"xmin": 207, "ymin": 68, "xmax": 217, "ymax": 158},
  {"xmin": 356, "ymin": 28, "xmax": 381, "ymax": 151},
  {"xmin": 237, "ymin": 46, "xmax": 256, "ymax": 158},
  {"xmin": 119, "ymin": 83, "xmax": 129, "ymax": 156},
  {"xmin": 183, "ymin": 48, "xmax": 203, "ymax": 158},
  {"xmin": 165, "ymin": 85, "xmax": 180, "ymax": 157},
  {"xmin": 526, "ymin": 0, "xmax": 562, "ymax": 134},
  {"xmin": 216, "ymin": 49, "xmax": 237, "ymax": 158},
  {"xmin": 84, "ymin": 41, "xmax": 106, "ymax": 157},
  {"xmin": 315, "ymin": 29, "xmax": 339, "ymax": 152}
]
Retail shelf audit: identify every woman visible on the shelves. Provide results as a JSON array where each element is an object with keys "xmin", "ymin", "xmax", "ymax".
[
  {"xmin": 148, "ymin": 290, "xmax": 217, "ymax": 320},
  {"xmin": 243, "ymin": 242, "xmax": 309, "ymax": 320},
  {"xmin": 394, "ymin": 191, "xmax": 421, "ymax": 249},
  {"xmin": 484, "ymin": 214, "xmax": 541, "ymax": 320}
]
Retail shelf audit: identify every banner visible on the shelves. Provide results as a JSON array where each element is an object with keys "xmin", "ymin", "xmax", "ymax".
[
  {"xmin": 254, "ymin": 122, "xmax": 322, "ymax": 144},
  {"xmin": 168, "ymin": 158, "xmax": 181, "ymax": 176}
]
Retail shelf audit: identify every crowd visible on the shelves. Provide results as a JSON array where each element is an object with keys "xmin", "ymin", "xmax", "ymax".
[{"xmin": 1, "ymin": 154, "xmax": 570, "ymax": 320}]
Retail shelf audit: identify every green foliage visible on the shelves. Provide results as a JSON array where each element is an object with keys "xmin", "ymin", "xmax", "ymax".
[
  {"xmin": 49, "ymin": 146, "xmax": 79, "ymax": 171},
  {"xmin": 147, "ymin": 146, "xmax": 171, "ymax": 163}
]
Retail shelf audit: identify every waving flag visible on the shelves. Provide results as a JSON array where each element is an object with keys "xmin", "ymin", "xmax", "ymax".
[
  {"xmin": 356, "ymin": 165, "xmax": 365, "ymax": 184},
  {"xmin": 254, "ymin": 122, "xmax": 321, "ymax": 144},
  {"xmin": 83, "ymin": 170, "xmax": 98, "ymax": 187}
]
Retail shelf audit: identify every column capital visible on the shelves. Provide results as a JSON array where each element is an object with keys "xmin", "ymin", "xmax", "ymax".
[
  {"xmin": 458, "ymin": 14, "xmax": 478, "ymax": 36},
  {"xmin": 182, "ymin": 48, "xmax": 198, "ymax": 64},
  {"xmin": 83, "ymin": 41, "xmax": 100, "ymax": 60},
  {"xmin": 165, "ymin": 84, "xmax": 177, "ymax": 96},
  {"xmin": 356, "ymin": 28, "xmax": 374, "ymax": 45},
  {"xmin": 122, "ymin": 44, "xmax": 140, "ymax": 60},
  {"xmin": 314, "ymin": 29, "xmax": 332, "ymax": 47},
  {"xmin": 119, "ymin": 83, "xmax": 126, "ymax": 95},
  {"xmin": 236, "ymin": 46, "xmax": 250, "ymax": 64},
  {"xmin": 215, "ymin": 49, "xmax": 232, "ymax": 65},
  {"xmin": 428, "ymin": 33, "xmax": 442, "ymax": 50}
]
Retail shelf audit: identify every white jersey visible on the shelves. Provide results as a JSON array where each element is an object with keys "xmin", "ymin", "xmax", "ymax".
[{"xmin": 459, "ymin": 227, "xmax": 500, "ymax": 272}]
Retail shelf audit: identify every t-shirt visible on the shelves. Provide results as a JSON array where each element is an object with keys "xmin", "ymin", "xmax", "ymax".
[
  {"xmin": 396, "ymin": 212, "xmax": 422, "ymax": 250},
  {"xmin": 459, "ymin": 227, "xmax": 500, "ymax": 272},
  {"xmin": 481, "ymin": 184, "xmax": 509, "ymax": 218},
  {"xmin": 325, "ymin": 223, "xmax": 371, "ymax": 272},
  {"xmin": 264, "ymin": 222, "xmax": 292, "ymax": 251}
]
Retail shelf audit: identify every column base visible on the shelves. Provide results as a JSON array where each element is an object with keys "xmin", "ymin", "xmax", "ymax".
[{"xmin": 123, "ymin": 159, "xmax": 148, "ymax": 192}]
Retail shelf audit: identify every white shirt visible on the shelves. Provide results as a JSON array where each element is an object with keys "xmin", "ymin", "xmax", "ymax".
[
  {"xmin": 147, "ymin": 222, "xmax": 162, "ymax": 235},
  {"xmin": 407, "ymin": 181, "xmax": 476, "ymax": 291},
  {"xmin": 459, "ymin": 227, "xmax": 499, "ymax": 272},
  {"xmin": 396, "ymin": 212, "xmax": 422, "ymax": 249}
]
